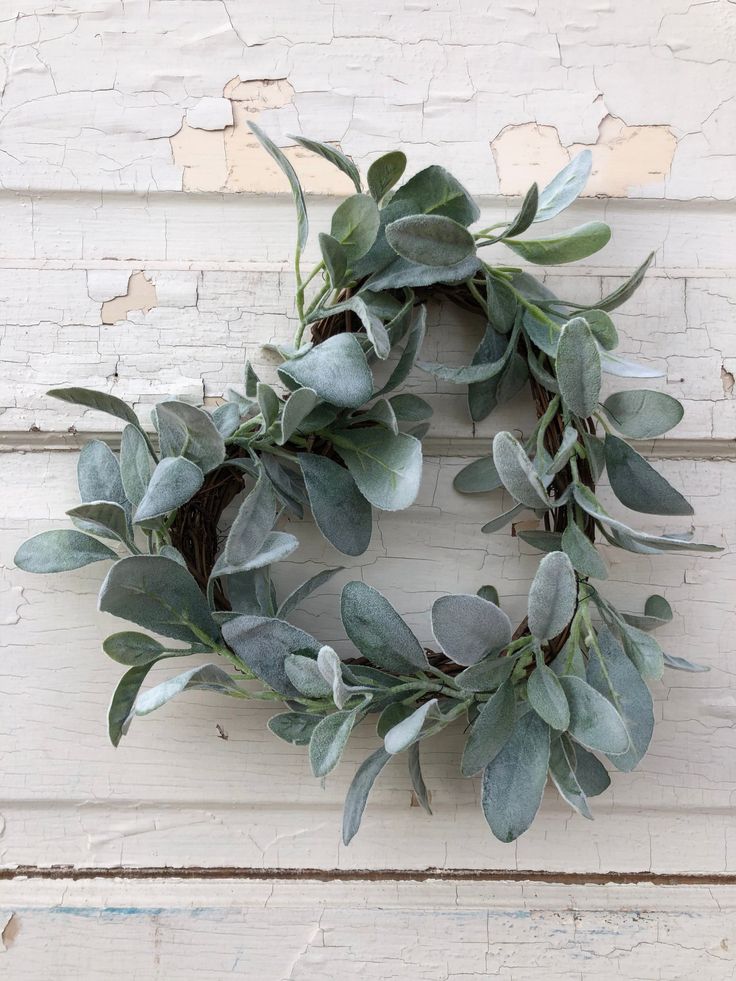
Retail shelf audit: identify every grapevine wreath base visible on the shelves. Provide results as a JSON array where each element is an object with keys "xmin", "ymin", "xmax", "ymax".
[{"xmin": 16, "ymin": 126, "xmax": 719, "ymax": 844}]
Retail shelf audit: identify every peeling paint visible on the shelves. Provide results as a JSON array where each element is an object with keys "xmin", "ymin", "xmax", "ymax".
[
  {"xmin": 0, "ymin": 912, "xmax": 18, "ymax": 952},
  {"xmin": 171, "ymin": 77, "xmax": 356, "ymax": 194},
  {"xmin": 721, "ymin": 364, "xmax": 735, "ymax": 398},
  {"xmin": 492, "ymin": 116, "xmax": 677, "ymax": 198},
  {"xmin": 101, "ymin": 272, "xmax": 157, "ymax": 325}
]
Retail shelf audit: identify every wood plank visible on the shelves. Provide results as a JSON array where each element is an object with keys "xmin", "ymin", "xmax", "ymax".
[
  {"xmin": 1, "ymin": 264, "xmax": 734, "ymax": 440},
  {"xmin": 2, "ymin": 452, "xmax": 733, "ymax": 873},
  {"xmin": 1, "ymin": 878, "xmax": 734, "ymax": 979}
]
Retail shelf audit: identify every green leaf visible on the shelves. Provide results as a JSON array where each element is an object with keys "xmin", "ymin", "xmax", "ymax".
[
  {"xmin": 288, "ymin": 134, "xmax": 361, "ymax": 192},
  {"xmin": 604, "ymin": 434, "xmax": 693, "ymax": 516},
  {"xmin": 133, "ymin": 456, "xmax": 204, "ymax": 523},
  {"xmin": 333, "ymin": 428, "xmax": 422, "ymax": 511},
  {"xmin": 517, "ymin": 530, "xmax": 563, "ymax": 553},
  {"xmin": 285, "ymin": 653, "xmax": 332, "ymax": 698},
  {"xmin": 367, "ymin": 151, "xmax": 407, "ymax": 202},
  {"xmin": 587, "ymin": 628, "xmax": 654, "ymax": 771},
  {"xmin": 99, "ymin": 555, "xmax": 219, "ymax": 644},
  {"xmin": 222, "ymin": 615, "xmax": 320, "ymax": 696},
  {"xmin": 389, "ymin": 394, "xmax": 432, "ymax": 422},
  {"xmin": 355, "ymin": 398, "xmax": 398, "ymax": 434},
  {"xmin": 257, "ymin": 382, "xmax": 280, "ymax": 431},
  {"xmin": 103, "ymin": 631, "xmax": 167, "ymax": 666},
  {"xmin": 453, "ymin": 454, "xmax": 502, "ymax": 494},
  {"xmin": 600, "ymin": 350, "xmax": 664, "ymax": 378},
  {"xmin": 591, "ymin": 253, "xmax": 654, "ymax": 312},
  {"xmin": 535, "ymin": 151, "xmax": 592, "ymax": 222},
  {"xmin": 248, "ymin": 121, "xmax": 308, "ymax": 251},
  {"xmin": 390, "ymin": 164, "xmax": 480, "ymax": 225},
  {"xmin": 583, "ymin": 310, "xmax": 618, "ymax": 350},
  {"xmin": 548, "ymin": 735, "xmax": 592, "ymax": 819},
  {"xmin": 573, "ymin": 483, "xmax": 720, "ymax": 554},
  {"xmin": 486, "ymin": 274, "xmax": 518, "ymax": 334},
  {"xmin": 364, "ymin": 253, "xmax": 480, "ymax": 292},
  {"xmin": 108, "ymin": 664, "xmax": 153, "ymax": 746},
  {"xmin": 211, "ymin": 476, "xmax": 276, "ymax": 578},
  {"xmin": 481, "ymin": 711, "xmax": 550, "ymax": 842},
  {"xmin": 15, "ymin": 529, "xmax": 117, "ymax": 573},
  {"xmin": 528, "ymin": 551, "xmax": 577, "ymax": 641},
  {"xmin": 375, "ymin": 306, "xmax": 427, "ymax": 396},
  {"xmin": 154, "ymin": 400, "xmax": 225, "ymax": 473},
  {"xmin": 268, "ymin": 712, "xmax": 322, "ymax": 745},
  {"xmin": 78, "ymin": 439, "xmax": 127, "ymax": 508},
  {"xmin": 477, "ymin": 584, "xmax": 500, "ymax": 605},
  {"xmin": 481, "ymin": 502, "xmax": 525, "ymax": 534},
  {"xmin": 277, "ymin": 566, "xmax": 344, "ymax": 618},
  {"xmin": 341, "ymin": 580, "xmax": 428, "ymax": 673},
  {"xmin": 500, "ymin": 183, "xmax": 538, "ymax": 238},
  {"xmin": 299, "ymin": 453, "xmax": 372, "ymax": 556},
  {"xmin": 260, "ymin": 453, "xmax": 307, "ymax": 518},
  {"xmin": 663, "ymin": 652, "xmax": 709, "ymax": 673},
  {"xmin": 561, "ymin": 521, "xmax": 607, "ymax": 579},
  {"xmin": 461, "ymin": 680, "xmax": 516, "ymax": 776},
  {"xmin": 133, "ymin": 664, "xmax": 240, "ymax": 717},
  {"xmin": 67, "ymin": 502, "xmax": 131, "ymax": 546},
  {"xmin": 279, "ymin": 333, "xmax": 373, "ymax": 409},
  {"xmin": 569, "ymin": 741, "xmax": 611, "ymax": 797},
  {"xmin": 310, "ymin": 710, "xmax": 357, "ymax": 776},
  {"xmin": 431, "ymin": 593, "xmax": 512, "ymax": 667},
  {"xmin": 417, "ymin": 322, "xmax": 515, "ymax": 385},
  {"xmin": 319, "ymin": 232, "xmax": 348, "ymax": 288},
  {"xmin": 601, "ymin": 390, "xmax": 684, "ymax": 438},
  {"xmin": 505, "ymin": 221, "xmax": 611, "ymax": 265},
  {"xmin": 48, "ymin": 387, "xmax": 155, "ymax": 455},
  {"xmin": 277, "ymin": 387, "xmax": 320, "ymax": 444},
  {"xmin": 309, "ymin": 295, "xmax": 390, "ymax": 359},
  {"xmin": 455, "ymin": 653, "xmax": 519, "ymax": 692},
  {"xmin": 620, "ymin": 624, "xmax": 664, "ymax": 680},
  {"xmin": 212, "ymin": 401, "xmax": 241, "ymax": 438},
  {"xmin": 331, "ymin": 193, "xmax": 380, "ymax": 260},
  {"xmin": 492, "ymin": 431, "xmax": 549, "ymax": 509},
  {"xmin": 528, "ymin": 659, "xmax": 570, "ymax": 730},
  {"xmin": 386, "ymin": 214, "xmax": 476, "ymax": 267},
  {"xmin": 120, "ymin": 424, "xmax": 154, "ymax": 507},
  {"xmin": 384, "ymin": 699, "xmax": 439, "ymax": 754},
  {"xmin": 559, "ymin": 675, "xmax": 630, "ymax": 755},
  {"xmin": 467, "ymin": 326, "xmax": 510, "ymax": 422},
  {"xmin": 342, "ymin": 747, "xmax": 392, "ymax": 844},
  {"xmin": 556, "ymin": 317, "xmax": 601, "ymax": 418}
]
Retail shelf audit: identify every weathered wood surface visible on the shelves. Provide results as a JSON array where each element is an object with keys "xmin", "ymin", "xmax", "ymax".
[{"xmin": 1, "ymin": 879, "xmax": 735, "ymax": 980}]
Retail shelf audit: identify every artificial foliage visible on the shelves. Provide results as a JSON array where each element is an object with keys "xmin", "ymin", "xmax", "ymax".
[{"xmin": 16, "ymin": 125, "xmax": 719, "ymax": 844}]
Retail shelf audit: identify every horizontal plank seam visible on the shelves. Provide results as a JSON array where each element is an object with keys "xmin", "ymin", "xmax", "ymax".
[
  {"xmin": 1, "ymin": 432, "xmax": 735, "ymax": 460},
  {"xmin": 2, "ymin": 866, "xmax": 736, "ymax": 886},
  {"xmin": 0, "ymin": 260, "xmax": 733, "ymax": 278}
]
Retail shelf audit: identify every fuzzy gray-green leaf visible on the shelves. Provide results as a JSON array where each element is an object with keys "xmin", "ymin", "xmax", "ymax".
[
  {"xmin": 310, "ymin": 710, "xmax": 356, "ymax": 777},
  {"xmin": 134, "ymin": 456, "xmax": 204, "ymax": 523},
  {"xmin": 556, "ymin": 317, "xmax": 601, "ymax": 418},
  {"xmin": 334, "ymin": 428, "xmax": 422, "ymax": 511},
  {"xmin": 386, "ymin": 214, "xmax": 476, "ymax": 267},
  {"xmin": 493, "ymin": 431, "xmax": 550, "ymax": 509},
  {"xmin": 528, "ymin": 551, "xmax": 577, "ymax": 641},
  {"xmin": 505, "ymin": 221, "xmax": 611, "ymax": 265},
  {"xmin": 604, "ymin": 434, "xmax": 693, "ymax": 516},
  {"xmin": 341, "ymin": 580, "xmax": 428, "ymax": 673},
  {"xmin": 279, "ymin": 333, "xmax": 373, "ymax": 409},
  {"xmin": 299, "ymin": 453, "xmax": 372, "ymax": 556},
  {"xmin": 528, "ymin": 660, "xmax": 570, "ymax": 730},
  {"xmin": 431, "ymin": 593, "xmax": 512, "ymax": 667},
  {"xmin": 561, "ymin": 520, "xmax": 608, "ymax": 579},
  {"xmin": 461, "ymin": 680, "xmax": 515, "ymax": 775},
  {"xmin": 342, "ymin": 747, "xmax": 392, "ymax": 844},
  {"xmin": 560, "ymin": 675, "xmax": 630, "ymax": 756},
  {"xmin": 15, "ymin": 529, "xmax": 117, "ymax": 573},
  {"xmin": 535, "ymin": 151, "xmax": 592, "ymax": 222}
]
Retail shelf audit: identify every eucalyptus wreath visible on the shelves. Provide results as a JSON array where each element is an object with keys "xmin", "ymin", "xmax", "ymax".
[{"xmin": 15, "ymin": 124, "xmax": 719, "ymax": 844}]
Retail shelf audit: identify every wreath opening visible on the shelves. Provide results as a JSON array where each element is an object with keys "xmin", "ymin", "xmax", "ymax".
[{"xmin": 14, "ymin": 124, "xmax": 720, "ymax": 845}]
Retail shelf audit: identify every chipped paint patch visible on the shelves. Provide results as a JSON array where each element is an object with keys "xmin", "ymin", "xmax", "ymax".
[
  {"xmin": 492, "ymin": 116, "xmax": 677, "ymax": 198},
  {"xmin": 1, "ymin": 912, "xmax": 18, "ymax": 951},
  {"xmin": 101, "ymin": 272, "xmax": 157, "ymax": 325},
  {"xmin": 171, "ymin": 78, "xmax": 356, "ymax": 194},
  {"xmin": 721, "ymin": 364, "xmax": 735, "ymax": 397}
]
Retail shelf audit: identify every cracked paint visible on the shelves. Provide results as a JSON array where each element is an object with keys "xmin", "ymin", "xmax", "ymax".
[
  {"xmin": 171, "ymin": 77, "xmax": 355, "ymax": 193},
  {"xmin": 491, "ymin": 116, "xmax": 677, "ymax": 198},
  {"xmin": 100, "ymin": 272, "xmax": 157, "ymax": 325}
]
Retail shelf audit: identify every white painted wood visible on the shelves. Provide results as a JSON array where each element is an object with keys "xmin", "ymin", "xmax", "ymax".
[
  {"xmin": 1, "ymin": 878, "xmax": 734, "ymax": 980},
  {"xmin": 2, "ymin": 452, "xmax": 733, "ymax": 872}
]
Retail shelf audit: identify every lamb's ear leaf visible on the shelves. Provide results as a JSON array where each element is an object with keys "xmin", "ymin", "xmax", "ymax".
[
  {"xmin": 386, "ymin": 214, "xmax": 476, "ymax": 267},
  {"xmin": 211, "ymin": 475, "xmax": 276, "ymax": 578},
  {"xmin": 492, "ymin": 431, "xmax": 549, "ymax": 509},
  {"xmin": 103, "ymin": 631, "xmax": 168, "ymax": 666},
  {"xmin": 431, "ymin": 593, "xmax": 512, "ymax": 667},
  {"xmin": 299, "ymin": 453, "xmax": 372, "ymax": 556},
  {"xmin": 461, "ymin": 679, "xmax": 516, "ymax": 776},
  {"xmin": 481, "ymin": 712, "xmax": 550, "ymax": 842},
  {"xmin": 222, "ymin": 615, "xmax": 320, "ymax": 696},
  {"xmin": 342, "ymin": 747, "xmax": 392, "ymax": 844},
  {"xmin": 454, "ymin": 454, "xmax": 502, "ymax": 494},
  {"xmin": 535, "ymin": 150, "xmax": 592, "ymax": 222},
  {"xmin": 48, "ymin": 387, "xmax": 155, "ymax": 455},
  {"xmin": 67, "ymin": 502, "xmax": 132, "ymax": 546},
  {"xmin": 384, "ymin": 699, "xmax": 439, "ymax": 754},
  {"xmin": 527, "ymin": 551, "xmax": 577, "ymax": 641},
  {"xmin": 15, "ymin": 530, "xmax": 117, "ymax": 573},
  {"xmin": 556, "ymin": 317, "xmax": 601, "ymax": 418},
  {"xmin": 120, "ymin": 424, "xmax": 155, "ymax": 507},
  {"xmin": 78, "ymin": 440, "xmax": 127, "ymax": 508},
  {"xmin": 561, "ymin": 520, "xmax": 608, "ymax": 580},
  {"xmin": 389, "ymin": 164, "xmax": 480, "ymax": 225},
  {"xmin": 341, "ymin": 580, "xmax": 428, "ymax": 672},
  {"xmin": 277, "ymin": 567, "xmax": 344, "ymax": 619},
  {"xmin": 278, "ymin": 333, "xmax": 373, "ymax": 408},
  {"xmin": 133, "ymin": 457, "xmax": 204, "ymax": 523},
  {"xmin": 309, "ymin": 709, "xmax": 357, "ymax": 777},
  {"xmin": 500, "ymin": 183, "xmax": 538, "ymax": 238},
  {"xmin": 559, "ymin": 676, "xmax": 630, "ymax": 756},
  {"xmin": 586, "ymin": 628, "xmax": 654, "ymax": 771},
  {"xmin": 588, "ymin": 252, "xmax": 654, "ymax": 313},
  {"xmin": 319, "ymin": 233, "xmax": 348, "ymax": 289},
  {"xmin": 268, "ymin": 712, "xmax": 322, "ymax": 745},
  {"xmin": 527, "ymin": 658, "xmax": 570, "ymax": 731},
  {"xmin": 133, "ymin": 664, "xmax": 241, "ymax": 719},
  {"xmin": 548, "ymin": 735, "xmax": 593, "ymax": 819},
  {"xmin": 248, "ymin": 122, "xmax": 308, "ymax": 251},
  {"xmin": 367, "ymin": 151, "xmax": 407, "ymax": 203},
  {"xmin": 375, "ymin": 305, "xmax": 427, "ymax": 396},
  {"xmin": 504, "ymin": 222, "xmax": 611, "ymax": 265},
  {"xmin": 108, "ymin": 663, "xmax": 154, "ymax": 747},
  {"xmin": 288, "ymin": 134, "xmax": 361, "ymax": 193},
  {"xmin": 154, "ymin": 400, "xmax": 225, "ymax": 473},
  {"xmin": 604, "ymin": 434, "xmax": 693, "ymax": 516},
  {"xmin": 408, "ymin": 743, "xmax": 432, "ymax": 814},
  {"xmin": 333, "ymin": 429, "xmax": 422, "ymax": 512},
  {"xmin": 330, "ymin": 193, "xmax": 380, "ymax": 260}
]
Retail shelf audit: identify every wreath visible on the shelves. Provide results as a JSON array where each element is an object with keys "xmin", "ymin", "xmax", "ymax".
[{"xmin": 15, "ymin": 124, "xmax": 718, "ymax": 845}]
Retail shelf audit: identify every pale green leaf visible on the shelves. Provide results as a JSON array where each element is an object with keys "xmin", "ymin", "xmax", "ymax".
[
  {"xmin": 431, "ymin": 593, "xmax": 512, "ymax": 667},
  {"xmin": 528, "ymin": 551, "xmax": 577, "ymax": 641},
  {"xmin": 15, "ymin": 529, "xmax": 117, "ymax": 573}
]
